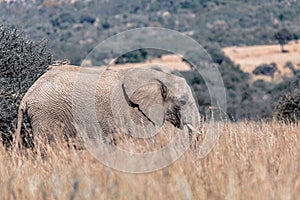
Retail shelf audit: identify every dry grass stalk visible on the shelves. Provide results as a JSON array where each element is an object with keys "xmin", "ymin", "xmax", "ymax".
[{"xmin": 0, "ymin": 121, "xmax": 299, "ymax": 199}]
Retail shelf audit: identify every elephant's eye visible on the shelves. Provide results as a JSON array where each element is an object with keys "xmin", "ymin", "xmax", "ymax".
[
  {"xmin": 161, "ymin": 84, "xmax": 167, "ymax": 100},
  {"xmin": 179, "ymin": 100, "xmax": 186, "ymax": 106}
]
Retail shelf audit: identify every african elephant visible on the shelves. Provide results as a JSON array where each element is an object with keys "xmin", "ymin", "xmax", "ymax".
[{"xmin": 15, "ymin": 64, "xmax": 201, "ymax": 148}]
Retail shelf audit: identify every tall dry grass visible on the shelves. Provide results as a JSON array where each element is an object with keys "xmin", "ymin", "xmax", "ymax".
[{"xmin": 0, "ymin": 121, "xmax": 299, "ymax": 200}]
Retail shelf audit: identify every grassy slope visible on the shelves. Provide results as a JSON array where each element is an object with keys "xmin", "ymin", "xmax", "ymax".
[
  {"xmin": 1, "ymin": 121, "xmax": 299, "ymax": 199},
  {"xmin": 223, "ymin": 40, "xmax": 300, "ymax": 82}
]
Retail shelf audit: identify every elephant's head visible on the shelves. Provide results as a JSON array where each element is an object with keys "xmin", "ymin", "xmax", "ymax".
[
  {"xmin": 111, "ymin": 67, "xmax": 200, "ymax": 138},
  {"xmin": 121, "ymin": 79, "xmax": 184, "ymax": 129}
]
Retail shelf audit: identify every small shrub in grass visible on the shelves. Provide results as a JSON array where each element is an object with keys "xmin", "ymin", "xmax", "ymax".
[
  {"xmin": 0, "ymin": 25, "xmax": 53, "ymax": 147},
  {"xmin": 274, "ymin": 90, "xmax": 300, "ymax": 123}
]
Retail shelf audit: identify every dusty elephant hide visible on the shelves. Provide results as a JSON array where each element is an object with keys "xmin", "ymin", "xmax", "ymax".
[{"xmin": 15, "ymin": 64, "xmax": 201, "ymax": 149}]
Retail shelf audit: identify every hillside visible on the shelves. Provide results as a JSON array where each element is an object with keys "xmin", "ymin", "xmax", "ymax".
[
  {"xmin": 1, "ymin": 0, "xmax": 300, "ymax": 65},
  {"xmin": 223, "ymin": 40, "xmax": 300, "ymax": 82},
  {"xmin": 1, "ymin": 0, "xmax": 300, "ymax": 119}
]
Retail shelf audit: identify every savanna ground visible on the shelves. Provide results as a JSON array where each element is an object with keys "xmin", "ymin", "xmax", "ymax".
[
  {"xmin": 0, "ymin": 121, "xmax": 299, "ymax": 199},
  {"xmin": 223, "ymin": 40, "xmax": 300, "ymax": 82}
]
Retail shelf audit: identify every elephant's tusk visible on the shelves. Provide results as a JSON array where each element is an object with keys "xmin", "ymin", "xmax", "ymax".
[{"xmin": 186, "ymin": 124, "xmax": 201, "ymax": 135}]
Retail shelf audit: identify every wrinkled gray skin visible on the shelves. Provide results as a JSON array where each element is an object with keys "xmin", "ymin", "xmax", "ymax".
[{"xmin": 15, "ymin": 65, "xmax": 200, "ymax": 147}]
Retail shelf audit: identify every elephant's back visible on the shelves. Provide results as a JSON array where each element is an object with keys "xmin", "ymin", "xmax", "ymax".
[
  {"xmin": 23, "ymin": 66, "xmax": 77, "ymax": 103},
  {"xmin": 23, "ymin": 66, "xmax": 76, "ymax": 128}
]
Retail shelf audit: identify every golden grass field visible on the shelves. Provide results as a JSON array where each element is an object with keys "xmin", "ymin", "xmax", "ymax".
[
  {"xmin": 1, "ymin": 121, "xmax": 299, "ymax": 199},
  {"xmin": 223, "ymin": 40, "xmax": 300, "ymax": 82},
  {"xmin": 82, "ymin": 54, "xmax": 192, "ymax": 72}
]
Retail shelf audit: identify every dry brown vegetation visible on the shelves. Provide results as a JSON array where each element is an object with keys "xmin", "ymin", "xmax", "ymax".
[
  {"xmin": 0, "ymin": 121, "xmax": 299, "ymax": 199},
  {"xmin": 82, "ymin": 54, "xmax": 192, "ymax": 72},
  {"xmin": 223, "ymin": 40, "xmax": 300, "ymax": 82}
]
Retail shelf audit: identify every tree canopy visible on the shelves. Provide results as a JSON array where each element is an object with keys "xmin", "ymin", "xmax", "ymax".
[{"xmin": 274, "ymin": 28, "xmax": 293, "ymax": 52}]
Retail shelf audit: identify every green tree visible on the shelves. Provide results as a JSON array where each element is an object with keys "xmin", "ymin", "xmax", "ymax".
[{"xmin": 274, "ymin": 28, "xmax": 293, "ymax": 52}]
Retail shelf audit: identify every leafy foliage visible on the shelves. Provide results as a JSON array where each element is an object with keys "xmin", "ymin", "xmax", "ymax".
[
  {"xmin": 252, "ymin": 63, "xmax": 277, "ymax": 79},
  {"xmin": 274, "ymin": 90, "xmax": 300, "ymax": 123},
  {"xmin": 274, "ymin": 28, "xmax": 293, "ymax": 52},
  {"xmin": 0, "ymin": 25, "xmax": 53, "ymax": 147},
  {"xmin": 115, "ymin": 49, "xmax": 148, "ymax": 64}
]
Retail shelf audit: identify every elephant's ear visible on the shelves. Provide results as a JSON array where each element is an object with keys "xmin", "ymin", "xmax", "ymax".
[{"xmin": 121, "ymin": 82, "xmax": 166, "ymax": 127}]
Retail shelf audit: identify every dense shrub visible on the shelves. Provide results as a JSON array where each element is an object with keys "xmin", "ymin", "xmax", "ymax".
[
  {"xmin": 274, "ymin": 90, "xmax": 300, "ymax": 123},
  {"xmin": 0, "ymin": 25, "xmax": 53, "ymax": 147},
  {"xmin": 274, "ymin": 28, "xmax": 293, "ymax": 52},
  {"xmin": 115, "ymin": 49, "xmax": 148, "ymax": 64},
  {"xmin": 252, "ymin": 63, "xmax": 277, "ymax": 79},
  {"xmin": 79, "ymin": 15, "xmax": 95, "ymax": 24}
]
